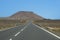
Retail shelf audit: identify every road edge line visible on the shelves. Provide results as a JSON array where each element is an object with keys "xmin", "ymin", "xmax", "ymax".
[{"xmin": 33, "ymin": 24, "xmax": 60, "ymax": 39}]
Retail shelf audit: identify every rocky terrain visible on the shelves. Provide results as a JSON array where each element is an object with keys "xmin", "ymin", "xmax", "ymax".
[{"xmin": 9, "ymin": 11, "xmax": 45, "ymax": 20}]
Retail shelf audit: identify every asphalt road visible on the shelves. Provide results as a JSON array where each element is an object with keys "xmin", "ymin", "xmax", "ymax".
[
  {"xmin": 0, "ymin": 22, "xmax": 60, "ymax": 40},
  {"xmin": 0, "ymin": 24, "xmax": 26, "ymax": 40}
]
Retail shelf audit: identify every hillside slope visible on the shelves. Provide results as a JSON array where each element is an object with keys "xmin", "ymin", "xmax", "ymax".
[{"xmin": 10, "ymin": 11, "xmax": 45, "ymax": 20}]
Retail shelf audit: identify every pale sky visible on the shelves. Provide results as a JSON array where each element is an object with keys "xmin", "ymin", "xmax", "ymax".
[{"xmin": 0, "ymin": 0, "xmax": 60, "ymax": 19}]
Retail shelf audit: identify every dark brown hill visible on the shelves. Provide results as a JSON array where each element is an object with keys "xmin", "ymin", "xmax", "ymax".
[{"xmin": 10, "ymin": 11, "xmax": 45, "ymax": 20}]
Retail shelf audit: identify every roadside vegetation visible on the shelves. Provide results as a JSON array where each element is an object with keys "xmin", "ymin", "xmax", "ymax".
[
  {"xmin": 33, "ymin": 20, "xmax": 60, "ymax": 36},
  {"xmin": 0, "ymin": 19, "xmax": 27, "ymax": 30}
]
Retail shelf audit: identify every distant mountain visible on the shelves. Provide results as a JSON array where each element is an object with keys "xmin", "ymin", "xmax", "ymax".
[{"xmin": 9, "ymin": 11, "xmax": 45, "ymax": 20}]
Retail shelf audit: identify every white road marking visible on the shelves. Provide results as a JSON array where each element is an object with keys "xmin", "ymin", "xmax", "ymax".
[
  {"xmin": 33, "ymin": 24, "xmax": 60, "ymax": 39},
  {"xmin": 14, "ymin": 22, "xmax": 31, "ymax": 37},
  {"xmin": 8, "ymin": 22, "xmax": 30, "ymax": 40},
  {"xmin": 9, "ymin": 38, "xmax": 12, "ymax": 40},
  {"xmin": 14, "ymin": 26, "xmax": 27, "ymax": 36},
  {"xmin": 15, "ymin": 32, "xmax": 21, "ymax": 36}
]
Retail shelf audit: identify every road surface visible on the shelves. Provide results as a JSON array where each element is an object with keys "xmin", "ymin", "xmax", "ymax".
[{"xmin": 0, "ymin": 22, "xmax": 59, "ymax": 40}]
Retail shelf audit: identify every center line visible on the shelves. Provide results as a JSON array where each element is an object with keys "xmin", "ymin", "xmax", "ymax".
[
  {"xmin": 14, "ymin": 22, "xmax": 31, "ymax": 37},
  {"xmin": 14, "ymin": 26, "xmax": 28, "ymax": 36},
  {"xmin": 9, "ymin": 38, "xmax": 12, "ymax": 40}
]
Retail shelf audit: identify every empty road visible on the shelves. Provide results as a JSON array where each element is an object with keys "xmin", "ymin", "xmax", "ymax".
[{"xmin": 0, "ymin": 22, "xmax": 60, "ymax": 40}]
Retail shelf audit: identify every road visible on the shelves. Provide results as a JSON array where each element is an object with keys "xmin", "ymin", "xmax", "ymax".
[
  {"xmin": 0, "ymin": 24, "xmax": 26, "ymax": 40},
  {"xmin": 0, "ymin": 22, "xmax": 60, "ymax": 40}
]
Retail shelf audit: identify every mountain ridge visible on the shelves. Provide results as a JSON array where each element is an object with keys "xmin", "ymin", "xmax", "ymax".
[{"xmin": 9, "ymin": 11, "xmax": 45, "ymax": 20}]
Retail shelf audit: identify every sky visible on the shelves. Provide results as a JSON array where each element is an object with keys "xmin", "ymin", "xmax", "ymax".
[{"xmin": 0, "ymin": 0, "xmax": 60, "ymax": 19}]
